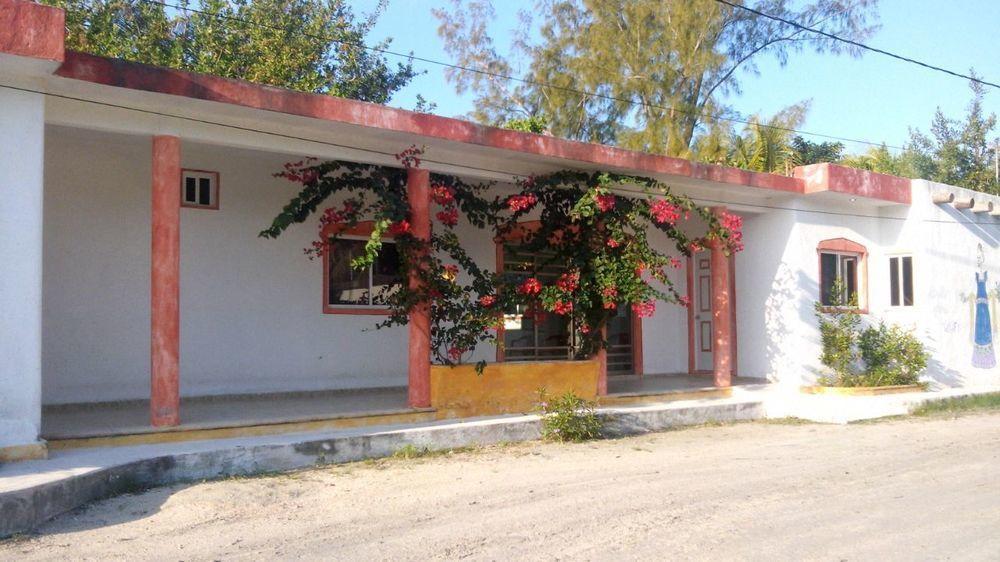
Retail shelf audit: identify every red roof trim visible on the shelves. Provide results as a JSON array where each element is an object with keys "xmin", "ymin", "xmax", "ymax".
[
  {"xmin": 49, "ymin": 49, "xmax": 910, "ymax": 204},
  {"xmin": 0, "ymin": 0, "xmax": 64, "ymax": 62}
]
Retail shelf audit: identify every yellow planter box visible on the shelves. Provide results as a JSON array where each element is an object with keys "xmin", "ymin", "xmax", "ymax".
[
  {"xmin": 800, "ymin": 384, "xmax": 926, "ymax": 396},
  {"xmin": 430, "ymin": 360, "xmax": 599, "ymax": 418}
]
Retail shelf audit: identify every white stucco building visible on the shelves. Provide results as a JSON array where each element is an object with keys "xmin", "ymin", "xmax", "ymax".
[{"xmin": 1, "ymin": 0, "xmax": 998, "ymax": 460}]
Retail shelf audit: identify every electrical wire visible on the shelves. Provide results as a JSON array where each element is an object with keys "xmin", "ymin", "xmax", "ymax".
[
  {"xmin": 125, "ymin": 0, "xmax": 907, "ymax": 150},
  {"xmin": 714, "ymin": 0, "xmax": 1000, "ymax": 90},
  {"xmin": 4, "ymin": 81, "xmax": 995, "ymax": 227}
]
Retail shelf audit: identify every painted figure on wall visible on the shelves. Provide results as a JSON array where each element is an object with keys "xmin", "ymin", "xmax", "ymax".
[{"xmin": 972, "ymin": 244, "xmax": 996, "ymax": 369}]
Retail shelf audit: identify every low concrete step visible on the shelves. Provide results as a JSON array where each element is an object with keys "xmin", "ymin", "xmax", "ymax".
[{"xmin": 0, "ymin": 396, "xmax": 764, "ymax": 538}]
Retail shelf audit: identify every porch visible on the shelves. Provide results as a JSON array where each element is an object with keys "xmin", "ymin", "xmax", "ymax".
[{"xmin": 40, "ymin": 374, "xmax": 760, "ymax": 447}]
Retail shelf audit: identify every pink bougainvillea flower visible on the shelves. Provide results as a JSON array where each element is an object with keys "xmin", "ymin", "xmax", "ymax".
[
  {"xmin": 436, "ymin": 207, "xmax": 458, "ymax": 226},
  {"xmin": 447, "ymin": 346, "xmax": 465, "ymax": 361},
  {"xmin": 632, "ymin": 300, "xmax": 656, "ymax": 318},
  {"xmin": 552, "ymin": 300, "xmax": 574, "ymax": 315},
  {"xmin": 443, "ymin": 264, "xmax": 459, "ymax": 277},
  {"xmin": 669, "ymin": 257, "xmax": 683, "ymax": 269},
  {"xmin": 678, "ymin": 295, "xmax": 691, "ymax": 307},
  {"xmin": 606, "ymin": 238, "xmax": 621, "ymax": 248},
  {"xmin": 388, "ymin": 220, "xmax": 411, "ymax": 236},
  {"xmin": 518, "ymin": 277, "xmax": 543, "ymax": 296},
  {"xmin": 579, "ymin": 324, "xmax": 591, "ymax": 334},
  {"xmin": 479, "ymin": 295, "xmax": 496, "ymax": 307},
  {"xmin": 432, "ymin": 184, "xmax": 455, "ymax": 206},
  {"xmin": 688, "ymin": 241, "xmax": 703, "ymax": 253},
  {"xmin": 555, "ymin": 271, "xmax": 580, "ymax": 292},
  {"xmin": 507, "ymin": 193, "xmax": 538, "ymax": 213},
  {"xmin": 650, "ymin": 200, "xmax": 681, "ymax": 225},
  {"xmin": 594, "ymin": 193, "xmax": 616, "ymax": 212},
  {"xmin": 601, "ymin": 286, "xmax": 618, "ymax": 298}
]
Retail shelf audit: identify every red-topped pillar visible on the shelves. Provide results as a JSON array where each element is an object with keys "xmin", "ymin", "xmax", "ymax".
[
  {"xmin": 709, "ymin": 207, "xmax": 733, "ymax": 388},
  {"xmin": 407, "ymin": 168, "xmax": 432, "ymax": 408},
  {"xmin": 151, "ymin": 135, "xmax": 181, "ymax": 426}
]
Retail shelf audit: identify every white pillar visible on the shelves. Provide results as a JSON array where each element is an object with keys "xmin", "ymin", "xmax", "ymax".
[{"xmin": 0, "ymin": 87, "xmax": 46, "ymax": 459}]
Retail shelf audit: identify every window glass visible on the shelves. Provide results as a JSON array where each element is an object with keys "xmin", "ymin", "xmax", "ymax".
[
  {"xmin": 185, "ymin": 176, "xmax": 197, "ymax": 203},
  {"xmin": 327, "ymin": 238, "xmax": 401, "ymax": 307},
  {"xmin": 842, "ymin": 257, "xmax": 857, "ymax": 303},
  {"xmin": 198, "ymin": 177, "xmax": 212, "ymax": 206},
  {"xmin": 890, "ymin": 257, "xmax": 900, "ymax": 306},
  {"xmin": 902, "ymin": 256, "xmax": 914, "ymax": 306},
  {"xmin": 820, "ymin": 252, "xmax": 838, "ymax": 306}
]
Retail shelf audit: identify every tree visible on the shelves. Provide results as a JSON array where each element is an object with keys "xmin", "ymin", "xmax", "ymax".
[
  {"xmin": 791, "ymin": 136, "xmax": 845, "ymax": 165},
  {"xmin": 907, "ymin": 78, "xmax": 998, "ymax": 192},
  {"xmin": 839, "ymin": 76, "xmax": 999, "ymax": 193},
  {"xmin": 435, "ymin": 0, "xmax": 879, "ymax": 157},
  {"xmin": 725, "ymin": 103, "xmax": 807, "ymax": 173},
  {"xmin": 44, "ymin": 0, "xmax": 417, "ymax": 103}
]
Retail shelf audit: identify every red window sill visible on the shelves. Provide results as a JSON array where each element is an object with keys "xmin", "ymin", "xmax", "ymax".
[{"xmin": 324, "ymin": 306, "xmax": 392, "ymax": 315}]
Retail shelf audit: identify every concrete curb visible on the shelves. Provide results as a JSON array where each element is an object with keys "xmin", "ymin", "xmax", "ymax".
[{"xmin": 0, "ymin": 398, "xmax": 762, "ymax": 538}]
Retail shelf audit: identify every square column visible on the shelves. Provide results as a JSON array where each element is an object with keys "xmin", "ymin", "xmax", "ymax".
[
  {"xmin": 709, "ymin": 209, "xmax": 733, "ymax": 388},
  {"xmin": 0, "ymin": 88, "xmax": 46, "ymax": 460},
  {"xmin": 151, "ymin": 136, "xmax": 181, "ymax": 426},
  {"xmin": 406, "ymin": 168, "xmax": 432, "ymax": 408}
]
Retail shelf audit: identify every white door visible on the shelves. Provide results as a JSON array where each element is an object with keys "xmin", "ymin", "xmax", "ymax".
[{"xmin": 694, "ymin": 254, "xmax": 714, "ymax": 371}]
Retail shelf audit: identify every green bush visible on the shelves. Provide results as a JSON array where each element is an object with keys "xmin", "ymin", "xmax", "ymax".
[
  {"xmin": 815, "ymin": 279, "xmax": 860, "ymax": 381},
  {"xmin": 856, "ymin": 323, "xmax": 928, "ymax": 386},
  {"xmin": 537, "ymin": 390, "xmax": 602, "ymax": 442},
  {"xmin": 814, "ymin": 280, "xmax": 928, "ymax": 387}
]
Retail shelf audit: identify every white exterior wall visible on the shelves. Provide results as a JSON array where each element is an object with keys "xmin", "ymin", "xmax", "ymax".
[
  {"xmin": 0, "ymin": 88, "xmax": 45, "ymax": 446},
  {"xmin": 43, "ymin": 129, "xmax": 410, "ymax": 404}
]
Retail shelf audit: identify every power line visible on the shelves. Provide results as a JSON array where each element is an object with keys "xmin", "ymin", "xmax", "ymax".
[
  {"xmin": 6, "ymin": 82, "xmax": 996, "ymax": 228},
  {"xmin": 124, "ymin": 0, "xmax": 906, "ymax": 150},
  {"xmin": 714, "ymin": 0, "xmax": 1000, "ymax": 90}
]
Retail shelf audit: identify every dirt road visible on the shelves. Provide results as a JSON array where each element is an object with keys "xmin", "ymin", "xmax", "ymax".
[{"xmin": 4, "ymin": 413, "xmax": 1000, "ymax": 561}]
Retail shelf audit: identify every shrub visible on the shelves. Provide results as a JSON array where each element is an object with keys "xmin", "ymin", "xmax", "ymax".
[
  {"xmin": 814, "ymin": 279, "xmax": 860, "ymax": 381},
  {"xmin": 537, "ymin": 390, "xmax": 602, "ymax": 442},
  {"xmin": 814, "ymin": 280, "xmax": 928, "ymax": 387},
  {"xmin": 857, "ymin": 323, "xmax": 928, "ymax": 386}
]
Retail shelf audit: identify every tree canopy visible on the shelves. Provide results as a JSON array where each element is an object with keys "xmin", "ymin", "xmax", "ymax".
[
  {"xmin": 44, "ymin": 0, "xmax": 417, "ymax": 104},
  {"xmin": 435, "ymin": 0, "xmax": 879, "ymax": 157}
]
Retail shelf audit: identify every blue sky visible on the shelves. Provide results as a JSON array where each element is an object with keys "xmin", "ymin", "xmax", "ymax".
[{"xmin": 357, "ymin": 0, "xmax": 1000, "ymax": 155}]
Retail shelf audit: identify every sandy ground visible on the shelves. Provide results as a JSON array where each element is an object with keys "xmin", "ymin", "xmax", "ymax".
[{"xmin": 4, "ymin": 413, "xmax": 1000, "ymax": 561}]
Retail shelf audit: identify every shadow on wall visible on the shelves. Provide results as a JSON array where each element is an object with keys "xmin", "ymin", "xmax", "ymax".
[
  {"xmin": 755, "ymin": 257, "xmax": 822, "ymax": 385},
  {"xmin": 940, "ymin": 205, "xmax": 1000, "ymax": 249}
]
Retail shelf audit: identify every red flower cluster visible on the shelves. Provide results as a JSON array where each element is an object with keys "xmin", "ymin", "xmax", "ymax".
[
  {"xmin": 601, "ymin": 286, "xmax": 618, "ymax": 309},
  {"xmin": 632, "ymin": 300, "xmax": 656, "ymax": 318},
  {"xmin": 432, "ymin": 184, "xmax": 455, "ymax": 206},
  {"xmin": 318, "ymin": 201, "xmax": 357, "ymax": 228},
  {"xmin": 443, "ymin": 264, "xmax": 459, "ymax": 277},
  {"xmin": 447, "ymin": 346, "xmax": 465, "ymax": 361},
  {"xmin": 650, "ymin": 200, "xmax": 680, "ymax": 225},
  {"xmin": 670, "ymin": 257, "xmax": 683, "ymax": 269},
  {"xmin": 720, "ymin": 211, "xmax": 744, "ymax": 252},
  {"xmin": 507, "ymin": 193, "xmax": 538, "ymax": 213},
  {"xmin": 436, "ymin": 207, "xmax": 458, "ymax": 226},
  {"xmin": 606, "ymin": 238, "xmax": 621, "ymax": 248},
  {"xmin": 276, "ymin": 158, "xmax": 319, "ymax": 184},
  {"xmin": 552, "ymin": 300, "xmax": 573, "ymax": 315},
  {"xmin": 518, "ymin": 277, "xmax": 542, "ymax": 296},
  {"xmin": 388, "ymin": 220, "xmax": 411, "ymax": 236},
  {"xmin": 689, "ymin": 241, "xmax": 703, "ymax": 253},
  {"xmin": 594, "ymin": 193, "xmax": 616, "ymax": 212},
  {"xmin": 678, "ymin": 295, "xmax": 691, "ymax": 307},
  {"xmin": 555, "ymin": 271, "xmax": 579, "ymax": 292},
  {"xmin": 395, "ymin": 145, "xmax": 423, "ymax": 169},
  {"xmin": 479, "ymin": 295, "xmax": 496, "ymax": 307}
]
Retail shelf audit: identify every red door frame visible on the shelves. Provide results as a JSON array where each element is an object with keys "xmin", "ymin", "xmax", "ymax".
[{"xmin": 686, "ymin": 253, "xmax": 737, "ymax": 376}]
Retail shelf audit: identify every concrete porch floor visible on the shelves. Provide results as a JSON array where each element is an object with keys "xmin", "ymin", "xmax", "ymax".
[
  {"xmin": 608, "ymin": 373, "xmax": 761, "ymax": 395},
  {"xmin": 41, "ymin": 374, "xmax": 763, "ymax": 441}
]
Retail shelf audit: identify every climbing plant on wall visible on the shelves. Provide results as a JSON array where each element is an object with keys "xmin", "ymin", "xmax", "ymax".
[{"xmin": 261, "ymin": 147, "xmax": 743, "ymax": 369}]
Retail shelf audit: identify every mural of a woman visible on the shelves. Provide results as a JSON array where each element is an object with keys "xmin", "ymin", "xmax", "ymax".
[{"xmin": 972, "ymin": 244, "xmax": 996, "ymax": 369}]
